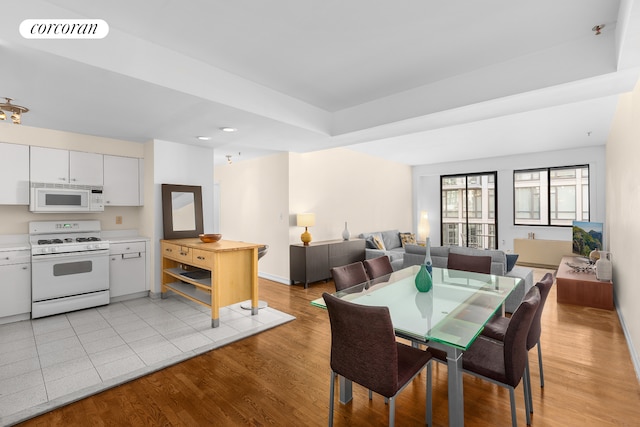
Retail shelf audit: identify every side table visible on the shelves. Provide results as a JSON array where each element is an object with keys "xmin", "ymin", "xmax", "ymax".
[{"xmin": 556, "ymin": 256, "xmax": 614, "ymax": 310}]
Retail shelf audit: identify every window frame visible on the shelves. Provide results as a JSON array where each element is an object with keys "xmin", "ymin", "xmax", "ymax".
[
  {"xmin": 513, "ymin": 164, "xmax": 590, "ymax": 227},
  {"xmin": 440, "ymin": 171, "xmax": 498, "ymax": 249}
]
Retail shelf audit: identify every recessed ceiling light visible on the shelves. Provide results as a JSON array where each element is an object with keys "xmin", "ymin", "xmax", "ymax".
[
  {"xmin": 220, "ymin": 127, "xmax": 237, "ymax": 133},
  {"xmin": 196, "ymin": 136, "xmax": 211, "ymax": 141}
]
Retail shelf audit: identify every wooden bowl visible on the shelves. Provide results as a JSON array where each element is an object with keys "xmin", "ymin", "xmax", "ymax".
[{"xmin": 199, "ymin": 233, "xmax": 222, "ymax": 243}]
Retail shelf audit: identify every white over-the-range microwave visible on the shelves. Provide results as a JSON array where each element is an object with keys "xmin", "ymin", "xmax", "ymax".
[{"xmin": 30, "ymin": 183, "xmax": 104, "ymax": 213}]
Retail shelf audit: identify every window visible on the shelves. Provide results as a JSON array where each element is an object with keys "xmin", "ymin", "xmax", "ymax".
[
  {"xmin": 441, "ymin": 172, "xmax": 498, "ymax": 249},
  {"xmin": 513, "ymin": 165, "xmax": 589, "ymax": 226}
]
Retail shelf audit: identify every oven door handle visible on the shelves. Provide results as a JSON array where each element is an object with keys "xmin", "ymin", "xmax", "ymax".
[{"xmin": 31, "ymin": 249, "xmax": 109, "ymax": 262}]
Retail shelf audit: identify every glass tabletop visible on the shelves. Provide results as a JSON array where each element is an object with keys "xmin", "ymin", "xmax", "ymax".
[{"xmin": 312, "ymin": 265, "xmax": 521, "ymax": 350}]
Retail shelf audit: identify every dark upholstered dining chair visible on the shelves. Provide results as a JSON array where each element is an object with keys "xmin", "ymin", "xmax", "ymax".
[
  {"xmin": 482, "ymin": 272, "xmax": 555, "ymax": 414},
  {"xmin": 323, "ymin": 292, "xmax": 433, "ymax": 427},
  {"xmin": 447, "ymin": 252, "xmax": 492, "ymax": 274},
  {"xmin": 330, "ymin": 261, "xmax": 369, "ymax": 292},
  {"xmin": 363, "ymin": 255, "xmax": 393, "ymax": 281},
  {"xmin": 430, "ymin": 285, "xmax": 540, "ymax": 426}
]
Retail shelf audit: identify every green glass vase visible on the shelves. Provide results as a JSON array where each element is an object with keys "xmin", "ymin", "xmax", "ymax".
[{"xmin": 415, "ymin": 263, "xmax": 433, "ymax": 292}]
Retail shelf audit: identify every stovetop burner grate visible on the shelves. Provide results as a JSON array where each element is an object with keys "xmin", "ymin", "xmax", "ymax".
[
  {"xmin": 38, "ymin": 239, "xmax": 64, "ymax": 245},
  {"xmin": 76, "ymin": 237, "xmax": 101, "ymax": 242}
]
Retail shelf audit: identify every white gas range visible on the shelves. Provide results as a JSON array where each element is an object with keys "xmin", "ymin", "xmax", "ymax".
[{"xmin": 29, "ymin": 220, "xmax": 110, "ymax": 318}]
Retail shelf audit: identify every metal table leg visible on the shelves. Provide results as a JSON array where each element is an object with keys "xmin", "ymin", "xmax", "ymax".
[{"xmin": 447, "ymin": 347, "xmax": 464, "ymax": 426}]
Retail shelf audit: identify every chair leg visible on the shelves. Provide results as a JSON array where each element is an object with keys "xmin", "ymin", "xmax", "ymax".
[
  {"xmin": 522, "ymin": 381, "xmax": 531, "ymax": 425},
  {"xmin": 426, "ymin": 362, "xmax": 432, "ymax": 426},
  {"xmin": 329, "ymin": 371, "xmax": 336, "ymax": 427},
  {"xmin": 369, "ymin": 389, "xmax": 373, "ymax": 400},
  {"xmin": 509, "ymin": 387, "xmax": 517, "ymax": 427},
  {"xmin": 537, "ymin": 340, "xmax": 544, "ymax": 388},
  {"xmin": 524, "ymin": 354, "xmax": 533, "ymax": 413},
  {"xmin": 389, "ymin": 396, "xmax": 396, "ymax": 427}
]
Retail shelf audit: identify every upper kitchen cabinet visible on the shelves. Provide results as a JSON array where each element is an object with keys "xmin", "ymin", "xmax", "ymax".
[
  {"xmin": 0, "ymin": 142, "xmax": 30, "ymax": 204},
  {"xmin": 69, "ymin": 151, "xmax": 104, "ymax": 186},
  {"xmin": 103, "ymin": 155, "xmax": 143, "ymax": 206},
  {"xmin": 30, "ymin": 147, "xmax": 103, "ymax": 186}
]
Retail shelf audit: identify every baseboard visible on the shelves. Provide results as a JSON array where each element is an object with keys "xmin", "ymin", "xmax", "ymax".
[
  {"xmin": 516, "ymin": 261, "xmax": 560, "ymax": 269},
  {"xmin": 259, "ymin": 272, "xmax": 291, "ymax": 285},
  {"xmin": 614, "ymin": 296, "xmax": 640, "ymax": 382}
]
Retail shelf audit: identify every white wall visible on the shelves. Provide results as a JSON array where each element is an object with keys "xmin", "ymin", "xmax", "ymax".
[
  {"xmin": 607, "ymin": 77, "xmax": 640, "ymax": 378},
  {"xmin": 214, "ymin": 147, "xmax": 413, "ymax": 284},
  {"xmin": 412, "ymin": 146, "xmax": 606, "ymax": 251},
  {"xmin": 151, "ymin": 139, "xmax": 215, "ymax": 293},
  {"xmin": 214, "ymin": 152, "xmax": 290, "ymax": 282},
  {"xmin": 0, "ymin": 124, "xmax": 145, "ymax": 234},
  {"xmin": 289, "ymin": 148, "xmax": 413, "ymax": 243}
]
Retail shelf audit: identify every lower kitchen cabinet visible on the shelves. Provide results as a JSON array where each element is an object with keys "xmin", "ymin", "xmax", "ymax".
[
  {"xmin": 109, "ymin": 240, "xmax": 148, "ymax": 301},
  {"xmin": 0, "ymin": 249, "xmax": 31, "ymax": 324}
]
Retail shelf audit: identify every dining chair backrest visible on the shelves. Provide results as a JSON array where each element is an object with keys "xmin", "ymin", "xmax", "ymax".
[
  {"xmin": 504, "ymin": 286, "xmax": 541, "ymax": 387},
  {"xmin": 527, "ymin": 272, "xmax": 554, "ymax": 351},
  {"xmin": 323, "ymin": 292, "xmax": 400, "ymax": 397},
  {"xmin": 363, "ymin": 256, "xmax": 393, "ymax": 280},
  {"xmin": 447, "ymin": 252, "xmax": 492, "ymax": 274},
  {"xmin": 330, "ymin": 262, "xmax": 369, "ymax": 292}
]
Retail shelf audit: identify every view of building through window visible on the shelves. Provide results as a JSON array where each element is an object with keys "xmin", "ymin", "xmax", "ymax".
[
  {"xmin": 514, "ymin": 165, "xmax": 589, "ymax": 226},
  {"xmin": 441, "ymin": 172, "xmax": 497, "ymax": 249}
]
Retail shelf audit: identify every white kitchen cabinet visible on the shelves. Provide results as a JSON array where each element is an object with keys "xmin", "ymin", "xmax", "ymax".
[
  {"xmin": 103, "ymin": 155, "xmax": 142, "ymax": 206},
  {"xmin": 0, "ymin": 249, "xmax": 31, "ymax": 323},
  {"xmin": 109, "ymin": 241, "xmax": 147, "ymax": 300},
  {"xmin": 30, "ymin": 146, "xmax": 103, "ymax": 186},
  {"xmin": 0, "ymin": 142, "xmax": 30, "ymax": 204},
  {"xmin": 69, "ymin": 150, "xmax": 104, "ymax": 185}
]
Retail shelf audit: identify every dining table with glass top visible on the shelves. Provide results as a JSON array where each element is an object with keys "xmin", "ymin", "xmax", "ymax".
[{"xmin": 312, "ymin": 264, "xmax": 522, "ymax": 427}]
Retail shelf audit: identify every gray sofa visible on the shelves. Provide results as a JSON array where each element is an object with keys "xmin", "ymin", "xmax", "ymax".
[
  {"xmin": 358, "ymin": 229, "xmax": 407, "ymax": 270},
  {"xmin": 402, "ymin": 244, "xmax": 534, "ymax": 313}
]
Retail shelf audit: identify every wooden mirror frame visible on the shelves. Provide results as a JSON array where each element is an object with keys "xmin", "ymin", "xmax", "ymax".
[{"xmin": 161, "ymin": 184, "xmax": 204, "ymax": 239}]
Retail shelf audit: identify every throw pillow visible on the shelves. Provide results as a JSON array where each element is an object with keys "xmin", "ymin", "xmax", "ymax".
[
  {"xmin": 506, "ymin": 254, "xmax": 519, "ymax": 272},
  {"xmin": 399, "ymin": 232, "xmax": 417, "ymax": 247},
  {"xmin": 372, "ymin": 235, "xmax": 386, "ymax": 250},
  {"xmin": 365, "ymin": 236, "xmax": 378, "ymax": 249}
]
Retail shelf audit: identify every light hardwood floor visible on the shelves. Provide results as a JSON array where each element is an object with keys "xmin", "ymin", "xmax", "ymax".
[{"xmin": 17, "ymin": 268, "xmax": 640, "ymax": 426}]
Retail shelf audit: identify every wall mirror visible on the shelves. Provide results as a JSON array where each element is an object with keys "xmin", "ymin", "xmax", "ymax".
[{"xmin": 162, "ymin": 184, "xmax": 204, "ymax": 239}]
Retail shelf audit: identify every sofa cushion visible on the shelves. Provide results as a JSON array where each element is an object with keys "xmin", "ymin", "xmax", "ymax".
[
  {"xmin": 403, "ymin": 244, "xmax": 450, "ymax": 268},
  {"xmin": 360, "ymin": 230, "xmax": 402, "ymax": 251},
  {"xmin": 380, "ymin": 230, "xmax": 402, "ymax": 250},
  {"xmin": 371, "ymin": 235, "xmax": 386, "ymax": 250},
  {"xmin": 363, "ymin": 232, "xmax": 384, "ymax": 249},
  {"xmin": 399, "ymin": 232, "xmax": 416, "ymax": 247}
]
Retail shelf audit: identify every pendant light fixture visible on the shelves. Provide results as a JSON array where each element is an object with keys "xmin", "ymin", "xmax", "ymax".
[{"xmin": 0, "ymin": 98, "xmax": 29, "ymax": 124}]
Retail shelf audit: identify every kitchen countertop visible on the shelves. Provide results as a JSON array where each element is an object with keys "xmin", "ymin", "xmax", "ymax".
[
  {"xmin": 0, "ymin": 234, "xmax": 30, "ymax": 251},
  {"xmin": 101, "ymin": 230, "xmax": 150, "ymax": 243}
]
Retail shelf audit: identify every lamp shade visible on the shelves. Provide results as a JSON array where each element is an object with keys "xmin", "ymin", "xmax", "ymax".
[
  {"xmin": 417, "ymin": 211, "xmax": 430, "ymax": 242},
  {"xmin": 296, "ymin": 213, "xmax": 316, "ymax": 227}
]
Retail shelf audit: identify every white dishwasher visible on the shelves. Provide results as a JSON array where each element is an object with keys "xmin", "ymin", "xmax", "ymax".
[
  {"xmin": 109, "ymin": 240, "xmax": 147, "ymax": 301},
  {"xmin": 0, "ymin": 249, "xmax": 31, "ymax": 323}
]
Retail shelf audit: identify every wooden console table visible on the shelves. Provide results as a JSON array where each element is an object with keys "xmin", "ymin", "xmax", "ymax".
[
  {"xmin": 556, "ymin": 256, "xmax": 614, "ymax": 310},
  {"xmin": 290, "ymin": 239, "xmax": 366, "ymax": 288},
  {"xmin": 161, "ymin": 238, "xmax": 262, "ymax": 327}
]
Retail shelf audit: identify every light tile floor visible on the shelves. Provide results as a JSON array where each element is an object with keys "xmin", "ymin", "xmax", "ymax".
[{"xmin": 0, "ymin": 295, "xmax": 294, "ymax": 426}]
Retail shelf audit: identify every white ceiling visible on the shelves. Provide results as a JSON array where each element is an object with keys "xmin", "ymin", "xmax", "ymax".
[{"xmin": 1, "ymin": 0, "xmax": 640, "ymax": 165}]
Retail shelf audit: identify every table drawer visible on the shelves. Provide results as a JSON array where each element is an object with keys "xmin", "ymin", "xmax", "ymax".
[
  {"xmin": 161, "ymin": 242, "xmax": 192, "ymax": 263},
  {"xmin": 191, "ymin": 248, "xmax": 213, "ymax": 269}
]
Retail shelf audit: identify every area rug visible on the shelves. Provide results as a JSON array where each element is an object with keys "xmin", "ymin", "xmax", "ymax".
[{"xmin": 0, "ymin": 297, "xmax": 295, "ymax": 426}]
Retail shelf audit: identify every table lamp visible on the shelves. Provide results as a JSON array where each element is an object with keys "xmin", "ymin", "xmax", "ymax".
[{"xmin": 297, "ymin": 213, "xmax": 315, "ymax": 246}]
